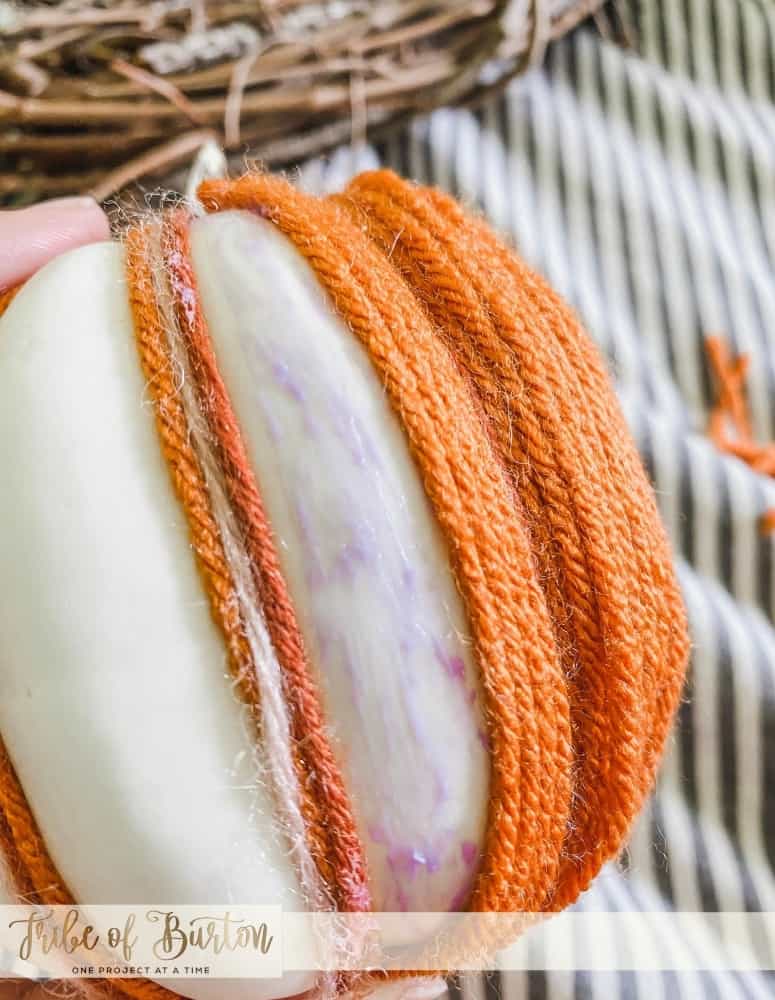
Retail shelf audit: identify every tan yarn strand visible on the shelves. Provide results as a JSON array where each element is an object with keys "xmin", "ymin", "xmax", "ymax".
[
  {"xmin": 161, "ymin": 211, "xmax": 370, "ymax": 914},
  {"xmin": 125, "ymin": 225, "xmax": 262, "ymax": 715}
]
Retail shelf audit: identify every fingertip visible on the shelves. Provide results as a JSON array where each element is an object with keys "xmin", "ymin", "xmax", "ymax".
[
  {"xmin": 0, "ymin": 196, "xmax": 111, "ymax": 289},
  {"xmin": 54, "ymin": 195, "xmax": 112, "ymax": 243}
]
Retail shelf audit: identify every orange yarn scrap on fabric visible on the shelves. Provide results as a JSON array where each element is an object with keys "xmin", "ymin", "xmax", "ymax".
[{"xmin": 705, "ymin": 336, "xmax": 775, "ymax": 533}]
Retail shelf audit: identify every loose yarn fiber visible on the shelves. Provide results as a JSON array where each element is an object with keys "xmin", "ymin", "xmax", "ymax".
[{"xmin": 0, "ymin": 170, "xmax": 689, "ymax": 997}]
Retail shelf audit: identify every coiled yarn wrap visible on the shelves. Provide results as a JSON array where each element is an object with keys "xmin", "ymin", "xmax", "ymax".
[
  {"xmin": 0, "ymin": 170, "xmax": 689, "ymax": 999},
  {"xmin": 197, "ymin": 170, "xmax": 689, "ymax": 914}
]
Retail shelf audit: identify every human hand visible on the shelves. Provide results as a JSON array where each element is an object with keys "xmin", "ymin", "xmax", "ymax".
[{"xmin": 0, "ymin": 196, "xmax": 110, "ymax": 290}]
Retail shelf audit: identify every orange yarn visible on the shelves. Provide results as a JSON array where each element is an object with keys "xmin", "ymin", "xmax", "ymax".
[
  {"xmin": 333, "ymin": 170, "xmax": 688, "ymax": 909},
  {"xmin": 198, "ymin": 170, "xmax": 688, "ymax": 915},
  {"xmin": 125, "ymin": 222, "xmax": 266, "ymax": 733},
  {"xmin": 0, "ymin": 284, "xmax": 20, "ymax": 314},
  {"xmin": 705, "ymin": 335, "xmax": 775, "ymax": 533},
  {"xmin": 199, "ymin": 172, "xmax": 579, "ymax": 915}
]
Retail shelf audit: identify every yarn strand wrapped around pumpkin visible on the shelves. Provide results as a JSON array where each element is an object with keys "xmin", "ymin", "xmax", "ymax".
[
  {"xmin": 197, "ymin": 170, "xmax": 689, "ymax": 913},
  {"xmin": 0, "ymin": 170, "xmax": 688, "ymax": 1000}
]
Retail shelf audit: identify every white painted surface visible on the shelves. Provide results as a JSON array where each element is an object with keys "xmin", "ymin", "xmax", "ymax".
[
  {"xmin": 0, "ymin": 243, "xmax": 311, "ymax": 1000},
  {"xmin": 0, "ymin": 212, "xmax": 490, "ymax": 995}
]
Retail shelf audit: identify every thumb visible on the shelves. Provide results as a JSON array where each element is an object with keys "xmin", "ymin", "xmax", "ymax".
[{"xmin": 0, "ymin": 197, "xmax": 110, "ymax": 290}]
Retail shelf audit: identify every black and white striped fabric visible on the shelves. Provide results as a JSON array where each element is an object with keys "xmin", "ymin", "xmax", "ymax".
[{"xmin": 301, "ymin": 1, "xmax": 775, "ymax": 996}]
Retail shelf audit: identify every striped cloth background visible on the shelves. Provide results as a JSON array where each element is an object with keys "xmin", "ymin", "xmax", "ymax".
[{"xmin": 300, "ymin": 0, "xmax": 775, "ymax": 996}]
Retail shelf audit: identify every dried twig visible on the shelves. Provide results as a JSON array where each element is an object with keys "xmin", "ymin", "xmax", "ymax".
[
  {"xmin": 87, "ymin": 127, "xmax": 217, "ymax": 201},
  {"xmin": 0, "ymin": 0, "xmax": 608, "ymax": 203}
]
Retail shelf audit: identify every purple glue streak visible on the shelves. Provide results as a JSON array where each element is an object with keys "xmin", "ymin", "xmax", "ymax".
[
  {"xmin": 327, "ymin": 392, "xmax": 381, "ymax": 469},
  {"xmin": 330, "ymin": 524, "xmax": 371, "ymax": 581},
  {"xmin": 271, "ymin": 359, "xmax": 305, "ymax": 402},
  {"xmin": 368, "ymin": 824, "xmax": 388, "ymax": 845},
  {"xmin": 388, "ymin": 844, "xmax": 444, "ymax": 883},
  {"xmin": 433, "ymin": 639, "xmax": 466, "ymax": 683},
  {"xmin": 461, "ymin": 841, "xmax": 478, "ymax": 867}
]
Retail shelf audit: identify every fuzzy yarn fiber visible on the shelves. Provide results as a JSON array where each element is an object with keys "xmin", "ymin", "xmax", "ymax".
[{"xmin": 0, "ymin": 171, "xmax": 689, "ymax": 998}]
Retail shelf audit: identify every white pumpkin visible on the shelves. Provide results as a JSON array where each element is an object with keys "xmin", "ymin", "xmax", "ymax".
[{"xmin": 0, "ymin": 210, "xmax": 489, "ymax": 1000}]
